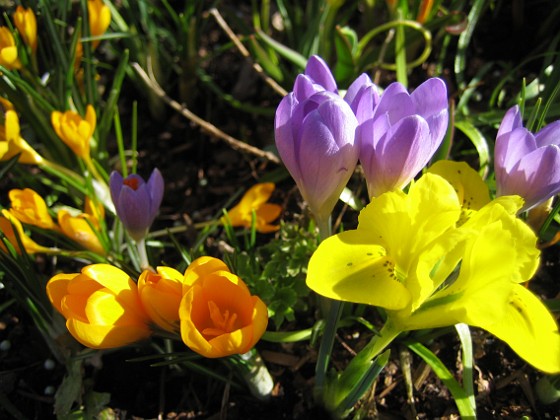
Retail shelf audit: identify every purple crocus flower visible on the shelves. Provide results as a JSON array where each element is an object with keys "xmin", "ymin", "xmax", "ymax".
[
  {"xmin": 356, "ymin": 78, "xmax": 448, "ymax": 198},
  {"xmin": 275, "ymin": 90, "xmax": 359, "ymax": 225},
  {"xmin": 494, "ymin": 105, "xmax": 560, "ymax": 212},
  {"xmin": 109, "ymin": 168, "xmax": 164, "ymax": 241}
]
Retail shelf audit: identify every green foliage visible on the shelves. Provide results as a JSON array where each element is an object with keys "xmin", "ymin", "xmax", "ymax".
[{"xmin": 226, "ymin": 222, "xmax": 318, "ymax": 328}]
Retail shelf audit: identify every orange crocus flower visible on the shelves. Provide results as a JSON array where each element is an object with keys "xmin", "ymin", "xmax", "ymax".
[
  {"xmin": 46, "ymin": 264, "xmax": 152, "ymax": 349},
  {"xmin": 0, "ymin": 27, "xmax": 21, "ymax": 70},
  {"xmin": 222, "ymin": 183, "xmax": 282, "ymax": 233},
  {"xmin": 13, "ymin": 6, "xmax": 37, "ymax": 52},
  {"xmin": 88, "ymin": 0, "xmax": 111, "ymax": 49},
  {"xmin": 138, "ymin": 266, "xmax": 185, "ymax": 332},
  {"xmin": 179, "ymin": 257, "xmax": 268, "ymax": 358}
]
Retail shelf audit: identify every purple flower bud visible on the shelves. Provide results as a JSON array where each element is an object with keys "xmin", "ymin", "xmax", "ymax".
[
  {"xmin": 109, "ymin": 169, "xmax": 164, "ymax": 241},
  {"xmin": 494, "ymin": 105, "xmax": 560, "ymax": 211},
  {"xmin": 275, "ymin": 90, "xmax": 359, "ymax": 223},
  {"xmin": 357, "ymin": 78, "xmax": 448, "ymax": 198},
  {"xmin": 304, "ymin": 55, "xmax": 338, "ymax": 94}
]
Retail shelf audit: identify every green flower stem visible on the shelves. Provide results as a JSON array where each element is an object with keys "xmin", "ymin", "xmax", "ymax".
[
  {"xmin": 315, "ymin": 298, "xmax": 344, "ymax": 399},
  {"xmin": 334, "ymin": 321, "xmax": 400, "ymax": 406}
]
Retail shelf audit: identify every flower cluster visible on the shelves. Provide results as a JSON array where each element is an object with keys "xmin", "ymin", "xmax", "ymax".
[
  {"xmin": 274, "ymin": 55, "xmax": 448, "ymax": 228},
  {"xmin": 276, "ymin": 55, "xmax": 560, "ymax": 224},
  {"xmin": 46, "ymin": 257, "xmax": 268, "ymax": 358}
]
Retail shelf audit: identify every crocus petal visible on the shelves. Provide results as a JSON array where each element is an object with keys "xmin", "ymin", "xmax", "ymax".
[
  {"xmin": 147, "ymin": 168, "xmax": 165, "ymax": 216},
  {"xmin": 372, "ymin": 82, "xmax": 414, "ymax": 123},
  {"xmin": 370, "ymin": 115, "xmax": 431, "ymax": 194},
  {"xmin": 67, "ymin": 318, "xmax": 150, "ymax": 349},
  {"xmin": 305, "ymin": 55, "xmax": 338, "ymax": 93},
  {"xmin": 535, "ymin": 120, "xmax": 560, "ymax": 147},
  {"xmin": 410, "ymin": 78, "xmax": 449, "ymax": 145},
  {"xmin": 500, "ymin": 146, "xmax": 560, "ymax": 210},
  {"xmin": 495, "ymin": 127, "xmax": 537, "ymax": 174},
  {"xmin": 46, "ymin": 273, "xmax": 74, "ymax": 314},
  {"xmin": 183, "ymin": 256, "xmax": 231, "ymax": 289},
  {"xmin": 497, "ymin": 105, "xmax": 523, "ymax": 138}
]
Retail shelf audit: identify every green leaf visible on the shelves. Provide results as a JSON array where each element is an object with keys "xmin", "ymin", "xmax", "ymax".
[{"xmin": 408, "ymin": 342, "xmax": 476, "ymax": 418}]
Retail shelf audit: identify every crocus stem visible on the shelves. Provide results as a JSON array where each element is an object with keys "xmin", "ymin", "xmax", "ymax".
[
  {"xmin": 136, "ymin": 238, "xmax": 151, "ymax": 271},
  {"xmin": 313, "ymin": 213, "xmax": 343, "ymax": 401},
  {"xmin": 237, "ymin": 349, "xmax": 274, "ymax": 400}
]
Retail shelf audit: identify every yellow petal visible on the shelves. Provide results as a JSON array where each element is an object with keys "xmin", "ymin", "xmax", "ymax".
[
  {"xmin": 66, "ymin": 318, "xmax": 150, "ymax": 349},
  {"xmin": 307, "ymin": 230, "xmax": 411, "ymax": 310},
  {"xmin": 183, "ymin": 256, "xmax": 230, "ymax": 290},
  {"xmin": 46, "ymin": 273, "xmax": 75, "ymax": 314},
  {"xmin": 428, "ymin": 160, "xmax": 490, "ymax": 212},
  {"xmin": 478, "ymin": 285, "xmax": 560, "ymax": 373}
]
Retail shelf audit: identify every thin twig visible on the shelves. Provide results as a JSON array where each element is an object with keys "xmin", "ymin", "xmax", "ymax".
[
  {"xmin": 207, "ymin": 7, "xmax": 288, "ymax": 97},
  {"xmin": 132, "ymin": 62, "xmax": 281, "ymax": 164}
]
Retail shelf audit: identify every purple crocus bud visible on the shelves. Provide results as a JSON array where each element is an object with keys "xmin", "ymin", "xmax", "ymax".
[
  {"xmin": 275, "ymin": 90, "xmax": 359, "ymax": 225},
  {"xmin": 494, "ymin": 105, "xmax": 560, "ymax": 212},
  {"xmin": 109, "ymin": 168, "xmax": 164, "ymax": 241},
  {"xmin": 357, "ymin": 78, "xmax": 448, "ymax": 198}
]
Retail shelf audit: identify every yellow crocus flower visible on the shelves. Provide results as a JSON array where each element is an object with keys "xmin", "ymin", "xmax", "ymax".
[
  {"xmin": 0, "ymin": 27, "xmax": 21, "ymax": 70},
  {"xmin": 88, "ymin": 0, "xmax": 111, "ymax": 49},
  {"xmin": 13, "ymin": 6, "xmax": 37, "ymax": 53},
  {"xmin": 0, "ymin": 209, "xmax": 51, "ymax": 254},
  {"xmin": 222, "ymin": 183, "xmax": 282, "ymax": 233},
  {"xmin": 51, "ymin": 105, "xmax": 96, "ymax": 160},
  {"xmin": 57, "ymin": 209, "xmax": 104, "ymax": 254},
  {"xmin": 307, "ymin": 172, "xmax": 560, "ymax": 374},
  {"xmin": 8, "ymin": 188, "xmax": 58, "ymax": 230},
  {"xmin": 0, "ymin": 110, "xmax": 44, "ymax": 164}
]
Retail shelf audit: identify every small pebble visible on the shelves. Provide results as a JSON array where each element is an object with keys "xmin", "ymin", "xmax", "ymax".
[
  {"xmin": 44, "ymin": 359, "xmax": 56, "ymax": 370},
  {"xmin": 0, "ymin": 340, "xmax": 11, "ymax": 351}
]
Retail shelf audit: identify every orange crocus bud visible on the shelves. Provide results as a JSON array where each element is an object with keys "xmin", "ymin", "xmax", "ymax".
[
  {"xmin": 46, "ymin": 264, "xmax": 152, "ymax": 349},
  {"xmin": 88, "ymin": 0, "xmax": 111, "ymax": 49},
  {"xmin": 57, "ymin": 209, "xmax": 104, "ymax": 254},
  {"xmin": 222, "ymin": 183, "xmax": 282, "ymax": 233},
  {"xmin": 8, "ymin": 188, "xmax": 58, "ymax": 230},
  {"xmin": 0, "ymin": 27, "xmax": 21, "ymax": 70},
  {"xmin": 179, "ymin": 257, "xmax": 268, "ymax": 358},
  {"xmin": 51, "ymin": 105, "xmax": 96, "ymax": 160},
  {"xmin": 138, "ymin": 266, "xmax": 185, "ymax": 332},
  {"xmin": 0, "ymin": 209, "xmax": 51, "ymax": 254},
  {"xmin": 13, "ymin": 6, "xmax": 37, "ymax": 52}
]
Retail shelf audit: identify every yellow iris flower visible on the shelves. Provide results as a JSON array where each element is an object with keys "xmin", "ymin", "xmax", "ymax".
[{"xmin": 307, "ymin": 170, "xmax": 560, "ymax": 374}]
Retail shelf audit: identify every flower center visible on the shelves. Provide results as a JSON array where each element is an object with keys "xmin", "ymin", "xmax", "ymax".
[
  {"xmin": 202, "ymin": 300, "xmax": 239, "ymax": 338},
  {"xmin": 124, "ymin": 178, "xmax": 140, "ymax": 190}
]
